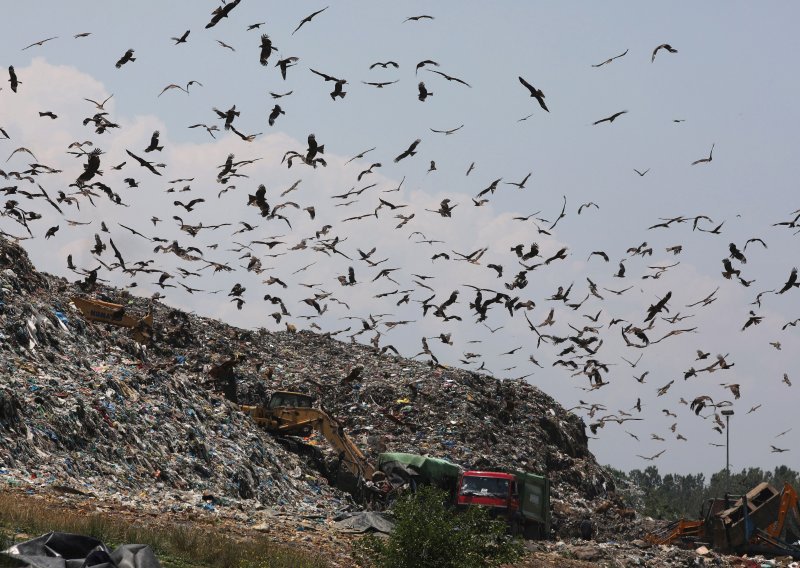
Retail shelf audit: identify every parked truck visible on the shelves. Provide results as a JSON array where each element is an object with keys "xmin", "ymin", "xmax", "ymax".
[
  {"xmin": 457, "ymin": 469, "xmax": 551, "ymax": 539},
  {"xmin": 377, "ymin": 453, "xmax": 551, "ymax": 539}
]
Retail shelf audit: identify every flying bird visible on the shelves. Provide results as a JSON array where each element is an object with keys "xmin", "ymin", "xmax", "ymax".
[
  {"xmin": 292, "ymin": 6, "xmax": 329, "ymax": 35},
  {"xmin": 593, "ymin": 110, "xmax": 627, "ymax": 125},
  {"xmin": 8, "ymin": 66, "xmax": 20, "ymax": 93},
  {"xmin": 404, "ymin": 15, "xmax": 434, "ymax": 22},
  {"xmin": 415, "ymin": 60, "xmax": 439, "ymax": 75},
  {"xmin": 427, "ymin": 69, "xmax": 471, "ymax": 87},
  {"xmin": 115, "ymin": 49, "xmax": 135, "ymax": 68},
  {"xmin": 259, "ymin": 34, "xmax": 277, "ymax": 65},
  {"xmin": 394, "ymin": 139, "xmax": 421, "ymax": 163},
  {"xmin": 652, "ymin": 43, "xmax": 678, "ymax": 62},
  {"xmin": 591, "ymin": 49, "xmax": 628, "ymax": 67},
  {"xmin": 778, "ymin": 268, "xmax": 798, "ymax": 293},
  {"xmin": 370, "ymin": 61, "xmax": 399, "ymax": 69},
  {"xmin": 691, "ymin": 143, "xmax": 715, "ymax": 165},
  {"xmin": 276, "ymin": 57, "xmax": 299, "ymax": 80},
  {"xmin": 206, "ymin": 0, "xmax": 241, "ymax": 29},
  {"xmin": 171, "ymin": 30, "xmax": 190, "ymax": 44},
  {"xmin": 84, "ymin": 94, "xmax": 114, "ymax": 109},
  {"xmin": 418, "ymin": 82, "xmax": 433, "ymax": 101},
  {"xmin": 636, "ymin": 450, "xmax": 666, "ymax": 461},
  {"xmin": 268, "ymin": 105, "xmax": 285, "ymax": 126},
  {"xmin": 144, "ymin": 131, "xmax": 163, "ymax": 152},
  {"xmin": 125, "ymin": 150, "xmax": 162, "ymax": 176},
  {"xmin": 22, "ymin": 36, "xmax": 58, "ymax": 50},
  {"xmin": 518, "ymin": 76, "xmax": 548, "ymax": 112}
]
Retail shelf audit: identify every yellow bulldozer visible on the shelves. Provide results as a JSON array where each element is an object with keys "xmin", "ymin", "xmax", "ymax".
[
  {"xmin": 240, "ymin": 391, "xmax": 377, "ymax": 484},
  {"xmin": 71, "ymin": 296, "xmax": 153, "ymax": 343}
]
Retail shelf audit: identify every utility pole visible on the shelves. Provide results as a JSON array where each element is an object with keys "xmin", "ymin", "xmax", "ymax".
[{"xmin": 722, "ymin": 410, "xmax": 734, "ymax": 492}]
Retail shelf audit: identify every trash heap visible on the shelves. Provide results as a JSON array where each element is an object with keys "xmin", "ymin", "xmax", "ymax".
[{"xmin": 0, "ymin": 236, "xmax": 622, "ymax": 535}]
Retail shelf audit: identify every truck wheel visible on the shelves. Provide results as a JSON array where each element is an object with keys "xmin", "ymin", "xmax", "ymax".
[
  {"xmin": 510, "ymin": 516, "xmax": 522, "ymax": 537},
  {"xmin": 523, "ymin": 522, "xmax": 538, "ymax": 540}
]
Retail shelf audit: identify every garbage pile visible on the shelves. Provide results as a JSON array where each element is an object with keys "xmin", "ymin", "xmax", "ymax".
[
  {"xmin": 521, "ymin": 538, "xmax": 800, "ymax": 567},
  {"xmin": 0, "ymin": 238, "xmax": 351, "ymax": 520},
  {"xmin": 0, "ymin": 236, "xmax": 620, "ymax": 534}
]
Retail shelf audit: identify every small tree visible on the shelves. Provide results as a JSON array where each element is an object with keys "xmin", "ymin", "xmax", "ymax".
[{"xmin": 353, "ymin": 486, "xmax": 524, "ymax": 568}]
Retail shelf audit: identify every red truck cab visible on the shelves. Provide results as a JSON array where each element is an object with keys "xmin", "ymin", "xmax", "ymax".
[{"xmin": 456, "ymin": 471, "xmax": 519, "ymax": 517}]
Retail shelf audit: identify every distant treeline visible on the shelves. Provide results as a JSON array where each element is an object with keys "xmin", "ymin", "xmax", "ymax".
[{"xmin": 606, "ymin": 465, "xmax": 800, "ymax": 520}]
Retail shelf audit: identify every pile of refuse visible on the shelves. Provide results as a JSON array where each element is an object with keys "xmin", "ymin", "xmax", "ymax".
[{"xmin": 0, "ymin": 236, "xmax": 621, "ymax": 534}]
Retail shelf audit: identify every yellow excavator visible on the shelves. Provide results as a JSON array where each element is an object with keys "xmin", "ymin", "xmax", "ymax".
[
  {"xmin": 240, "ymin": 391, "xmax": 376, "ymax": 482},
  {"xmin": 646, "ymin": 482, "xmax": 800, "ymax": 559}
]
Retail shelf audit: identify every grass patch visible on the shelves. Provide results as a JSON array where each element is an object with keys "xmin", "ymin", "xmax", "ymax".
[{"xmin": 0, "ymin": 491, "xmax": 328, "ymax": 568}]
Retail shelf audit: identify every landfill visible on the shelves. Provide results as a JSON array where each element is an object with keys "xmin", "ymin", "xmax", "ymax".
[{"xmin": 2, "ymin": 235, "xmax": 794, "ymax": 567}]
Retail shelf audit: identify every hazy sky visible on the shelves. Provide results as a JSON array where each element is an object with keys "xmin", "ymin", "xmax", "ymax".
[{"xmin": 2, "ymin": 2, "xmax": 799, "ymax": 478}]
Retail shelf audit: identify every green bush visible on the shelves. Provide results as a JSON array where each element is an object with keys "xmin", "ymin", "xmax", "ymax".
[{"xmin": 353, "ymin": 486, "xmax": 524, "ymax": 568}]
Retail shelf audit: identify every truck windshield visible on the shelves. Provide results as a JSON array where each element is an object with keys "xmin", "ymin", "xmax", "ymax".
[{"xmin": 460, "ymin": 476, "xmax": 509, "ymax": 498}]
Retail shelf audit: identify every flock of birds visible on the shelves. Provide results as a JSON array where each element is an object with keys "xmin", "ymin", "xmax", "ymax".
[{"xmin": 1, "ymin": 2, "xmax": 798, "ymax": 467}]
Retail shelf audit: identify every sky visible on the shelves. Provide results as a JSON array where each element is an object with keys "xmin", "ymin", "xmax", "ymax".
[{"xmin": 1, "ymin": 1, "xmax": 799, "ymax": 479}]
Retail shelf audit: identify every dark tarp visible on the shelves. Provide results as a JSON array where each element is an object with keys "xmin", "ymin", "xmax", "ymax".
[
  {"xmin": 2, "ymin": 532, "xmax": 161, "ymax": 568},
  {"xmin": 333, "ymin": 512, "xmax": 395, "ymax": 534}
]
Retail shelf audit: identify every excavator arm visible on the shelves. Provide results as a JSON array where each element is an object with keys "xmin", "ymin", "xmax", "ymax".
[
  {"xmin": 766, "ymin": 482, "xmax": 799, "ymax": 539},
  {"xmin": 242, "ymin": 405, "xmax": 376, "ymax": 481}
]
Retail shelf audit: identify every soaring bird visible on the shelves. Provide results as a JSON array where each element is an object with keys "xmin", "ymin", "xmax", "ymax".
[
  {"xmin": 778, "ymin": 268, "xmax": 799, "ymax": 294},
  {"xmin": 115, "ymin": 49, "xmax": 135, "ymax": 68},
  {"xmin": 418, "ymin": 82, "xmax": 433, "ymax": 101},
  {"xmin": 394, "ymin": 139, "xmax": 421, "ymax": 163},
  {"xmin": 84, "ymin": 94, "xmax": 114, "ymax": 109},
  {"xmin": 415, "ymin": 60, "xmax": 439, "ymax": 75},
  {"xmin": 276, "ymin": 57, "xmax": 299, "ymax": 80},
  {"xmin": 144, "ymin": 131, "xmax": 163, "ymax": 152},
  {"xmin": 259, "ymin": 35, "xmax": 277, "ymax": 65},
  {"xmin": 652, "ymin": 43, "xmax": 678, "ymax": 62},
  {"xmin": 592, "ymin": 49, "xmax": 628, "ymax": 68},
  {"xmin": 370, "ymin": 61, "xmax": 399, "ymax": 69},
  {"xmin": 506, "ymin": 173, "xmax": 531, "ymax": 189},
  {"xmin": 125, "ymin": 150, "xmax": 162, "ymax": 176},
  {"xmin": 720, "ymin": 383, "xmax": 741, "ymax": 399},
  {"xmin": 636, "ymin": 450, "xmax": 666, "ymax": 461},
  {"xmin": 593, "ymin": 110, "xmax": 627, "ymax": 125},
  {"xmin": 22, "ymin": 36, "xmax": 59, "ymax": 50},
  {"xmin": 292, "ymin": 6, "xmax": 329, "ymax": 35},
  {"xmin": 691, "ymin": 143, "xmax": 715, "ymax": 165},
  {"xmin": 427, "ymin": 69, "xmax": 471, "ymax": 88},
  {"xmin": 205, "ymin": 0, "xmax": 241, "ymax": 29},
  {"xmin": 268, "ymin": 105, "xmax": 285, "ymax": 126},
  {"xmin": 518, "ymin": 77, "xmax": 548, "ymax": 112},
  {"xmin": 171, "ymin": 30, "xmax": 190, "ymax": 44},
  {"xmin": 8, "ymin": 66, "xmax": 20, "ymax": 92}
]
